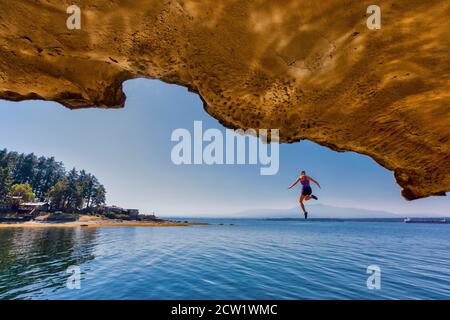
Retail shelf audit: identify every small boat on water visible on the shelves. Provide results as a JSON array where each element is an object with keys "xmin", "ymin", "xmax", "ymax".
[{"xmin": 404, "ymin": 217, "xmax": 447, "ymax": 224}]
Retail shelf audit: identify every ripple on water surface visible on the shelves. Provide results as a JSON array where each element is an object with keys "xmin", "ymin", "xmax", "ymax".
[{"xmin": 0, "ymin": 220, "xmax": 449, "ymax": 299}]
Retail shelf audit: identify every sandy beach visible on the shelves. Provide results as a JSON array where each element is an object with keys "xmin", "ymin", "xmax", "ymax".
[{"xmin": 0, "ymin": 216, "xmax": 207, "ymax": 228}]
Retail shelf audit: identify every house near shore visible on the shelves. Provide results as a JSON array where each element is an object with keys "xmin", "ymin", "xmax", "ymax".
[
  {"xmin": 18, "ymin": 202, "xmax": 50, "ymax": 214},
  {"xmin": 7, "ymin": 196, "xmax": 22, "ymax": 202},
  {"xmin": 127, "ymin": 209, "xmax": 140, "ymax": 217},
  {"xmin": 1, "ymin": 197, "xmax": 51, "ymax": 215},
  {"xmin": 103, "ymin": 205, "xmax": 140, "ymax": 217}
]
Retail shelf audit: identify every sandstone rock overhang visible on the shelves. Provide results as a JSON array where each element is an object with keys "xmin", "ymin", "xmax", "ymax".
[{"xmin": 0, "ymin": 0, "xmax": 449, "ymax": 200}]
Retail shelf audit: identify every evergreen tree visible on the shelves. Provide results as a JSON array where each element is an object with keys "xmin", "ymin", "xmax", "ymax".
[
  {"xmin": 0, "ymin": 148, "xmax": 107, "ymax": 212},
  {"xmin": 40, "ymin": 157, "xmax": 65, "ymax": 199},
  {"xmin": 0, "ymin": 149, "xmax": 8, "ymax": 166},
  {"xmin": 13, "ymin": 153, "xmax": 37, "ymax": 185},
  {"xmin": 0, "ymin": 167, "xmax": 12, "ymax": 202},
  {"xmin": 91, "ymin": 184, "xmax": 106, "ymax": 207},
  {"xmin": 65, "ymin": 168, "xmax": 84, "ymax": 210},
  {"xmin": 48, "ymin": 180, "xmax": 68, "ymax": 210}
]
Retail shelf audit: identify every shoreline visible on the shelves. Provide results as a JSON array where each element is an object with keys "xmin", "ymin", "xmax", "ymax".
[{"xmin": 0, "ymin": 218, "xmax": 208, "ymax": 228}]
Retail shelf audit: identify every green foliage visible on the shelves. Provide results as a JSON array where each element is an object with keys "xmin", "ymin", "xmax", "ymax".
[
  {"xmin": 0, "ymin": 148, "xmax": 107, "ymax": 212},
  {"xmin": 48, "ymin": 180, "xmax": 68, "ymax": 210},
  {"xmin": 8, "ymin": 183, "xmax": 35, "ymax": 203},
  {"xmin": 0, "ymin": 149, "xmax": 65, "ymax": 200},
  {"xmin": 0, "ymin": 167, "xmax": 12, "ymax": 201}
]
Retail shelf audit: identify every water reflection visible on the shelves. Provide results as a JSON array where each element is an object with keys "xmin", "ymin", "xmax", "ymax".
[
  {"xmin": 1, "ymin": 222, "xmax": 449, "ymax": 300},
  {"xmin": 0, "ymin": 228, "xmax": 97, "ymax": 299}
]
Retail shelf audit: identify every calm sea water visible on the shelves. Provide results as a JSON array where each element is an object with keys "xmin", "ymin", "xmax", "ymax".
[{"xmin": 0, "ymin": 219, "xmax": 449, "ymax": 300}]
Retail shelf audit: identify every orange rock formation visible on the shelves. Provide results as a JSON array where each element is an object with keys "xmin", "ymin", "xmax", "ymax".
[{"xmin": 0, "ymin": 1, "xmax": 449, "ymax": 199}]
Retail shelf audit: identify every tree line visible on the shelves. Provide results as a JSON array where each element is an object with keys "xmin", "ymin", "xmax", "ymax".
[{"xmin": 0, "ymin": 148, "xmax": 106, "ymax": 211}]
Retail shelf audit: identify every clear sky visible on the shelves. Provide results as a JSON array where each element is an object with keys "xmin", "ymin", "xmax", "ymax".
[{"xmin": 0, "ymin": 79, "xmax": 448, "ymax": 216}]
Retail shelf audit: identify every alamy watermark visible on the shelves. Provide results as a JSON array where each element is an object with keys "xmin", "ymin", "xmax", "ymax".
[
  {"xmin": 66, "ymin": 5, "xmax": 81, "ymax": 30},
  {"xmin": 64, "ymin": 4, "xmax": 380, "ymax": 32},
  {"xmin": 366, "ymin": 5, "xmax": 381, "ymax": 30},
  {"xmin": 170, "ymin": 121, "xmax": 279, "ymax": 175},
  {"xmin": 66, "ymin": 265, "xmax": 81, "ymax": 290},
  {"xmin": 366, "ymin": 265, "xmax": 381, "ymax": 290}
]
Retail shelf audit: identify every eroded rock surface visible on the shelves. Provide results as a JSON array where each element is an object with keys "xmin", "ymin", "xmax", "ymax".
[{"xmin": 0, "ymin": 0, "xmax": 449, "ymax": 199}]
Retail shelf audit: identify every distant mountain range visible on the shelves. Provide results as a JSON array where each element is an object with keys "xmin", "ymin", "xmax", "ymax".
[{"xmin": 232, "ymin": 203, "xmax": 440, "ymax": 219}]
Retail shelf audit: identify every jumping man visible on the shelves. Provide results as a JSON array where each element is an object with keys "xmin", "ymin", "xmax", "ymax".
[{"xmin": 288, "ymin": 170, "xmax": 321, "ymax": 219}]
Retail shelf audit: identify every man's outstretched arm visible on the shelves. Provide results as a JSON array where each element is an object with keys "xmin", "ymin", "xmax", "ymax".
[
  {"xmin": 288, "ymin": 177, "xmax": 301, "ymax": 189},
  {"xmin": 308, "ymin": 176, "xmax": 321, "ymax": 188}
]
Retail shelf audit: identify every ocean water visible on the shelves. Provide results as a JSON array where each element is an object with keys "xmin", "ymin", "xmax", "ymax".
[{"xmin": 0, "ymin": 219, "xmax": 449, "ymax": 300}]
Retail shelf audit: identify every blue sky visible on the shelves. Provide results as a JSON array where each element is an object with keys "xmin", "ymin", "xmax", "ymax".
[{"xmin": 0, "ymin": 79, "xmax": 448, "ymax": 216}]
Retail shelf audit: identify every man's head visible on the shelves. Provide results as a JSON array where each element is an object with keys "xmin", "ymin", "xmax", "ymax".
[{"xmin": 301, "ymin": 170, "xmax": 306, "ymax": 175}]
